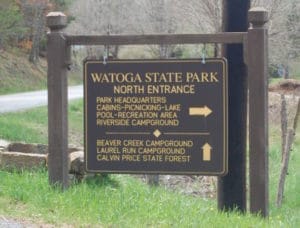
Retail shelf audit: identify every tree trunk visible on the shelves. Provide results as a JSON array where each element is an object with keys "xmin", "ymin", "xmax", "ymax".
[
  {"xmin": 29, "ymin": 5, "xmax": 45, "ymax": 64},
  {"xmin": 217, "ymin": 0, "xmax": 249, "ymax": 212}
]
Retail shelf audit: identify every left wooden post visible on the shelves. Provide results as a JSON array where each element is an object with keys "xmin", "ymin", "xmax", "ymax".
[{"xmin": 46, "ymin": 12, "xmax": 70, "ymax": 189}]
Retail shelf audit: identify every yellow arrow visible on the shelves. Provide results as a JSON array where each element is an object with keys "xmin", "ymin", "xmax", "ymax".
[
  {"xmin": 202, "ymin": 143, "xmax": 212, "ymax": 161},
  {"xmin": 189, "ymin": 106, "xmax": 212, "ymax": 117}
]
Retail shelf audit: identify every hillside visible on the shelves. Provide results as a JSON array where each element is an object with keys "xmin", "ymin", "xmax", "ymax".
[
  {"xmin": 0, "ymin": 50, "xmax": 48, "ymax": 95},
  {"xmin": 0, "ymin": 49, "xmax": 82, "ymax": 95}
]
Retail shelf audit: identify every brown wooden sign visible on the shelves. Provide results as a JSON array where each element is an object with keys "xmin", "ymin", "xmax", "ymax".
[
  {"xmin": 84, "ymin": 59, "xmax": 228, "ymax": 175},
  {"xmin": 48, "ymin": 8, "xmax": 268, "ymax": 215}
]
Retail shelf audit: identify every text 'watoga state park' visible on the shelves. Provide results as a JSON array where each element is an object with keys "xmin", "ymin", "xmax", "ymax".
[{"xmin": 90, "ymin": 71, "xmax": 219, "ymax": 94}]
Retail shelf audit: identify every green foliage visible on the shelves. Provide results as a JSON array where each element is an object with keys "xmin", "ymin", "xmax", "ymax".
[
  {"xmin": 0, "ymin": 4, "xmax": 26, "ymax": 48},
  {"xmin": 268, "ymin": 127, "xmax": 300, "ymax": 227},
  {"xmin": 0, "ymin": 106, "xmax": 48, "ymax": 144},
  {"xmin": 269, "ymin": 64, "xmax": 282, "ymax": 78},
  {"xmin": 0, "ymin": 100, "xmax": 83, "ymax": 144},
  {"xmin": 0, "ymin": 170, "xmax": 283, "ymax": 227},
  {"xmin": 0, "ymin": 167, "xmax": 298, "ymax": 227},
  {"xmin": 290, "ymin": 58, "xmax": 300, "ymax": 79}
]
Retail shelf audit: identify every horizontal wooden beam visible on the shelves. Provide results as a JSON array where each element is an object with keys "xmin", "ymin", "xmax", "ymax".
[{"xmin": 66, "ymin": 33, "xmax": 246, "ymax": 46}]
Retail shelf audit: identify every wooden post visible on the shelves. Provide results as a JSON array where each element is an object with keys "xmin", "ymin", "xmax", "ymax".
[
  {"xmin": 277, "ymin": 98, "xmax": 300, "ymax": 207},
  {"xmin": 248, "ymin": 7, "xmax": 269, "ymax": 217},
  {"xmin": 280, "ymin": 95, "xmax": 288, "ymax": 161},
  {"xmin": 46, "ymin": 12, "xmax": 70, "ymax": 189},
  {"xmin": 218, "ymin": 0, "xmax": 249, "ymax": 212}
]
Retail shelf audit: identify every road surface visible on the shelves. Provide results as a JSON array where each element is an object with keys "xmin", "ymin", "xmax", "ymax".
[
  {"xmin": 0, "ymin": 217, "xmax": 24, "ymax": 228},
  {"xmin": 0, "ymin": 85, "xmax": 83, "ymax": 113}
]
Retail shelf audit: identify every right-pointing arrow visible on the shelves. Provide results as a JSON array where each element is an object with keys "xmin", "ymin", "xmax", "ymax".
[
  {"xmin": 202, "ymin": 143, "xmax": 212, "ymax": 161},
  {"xmin": 189, "ymin": 106, "xmax": 212, "ymax": 117}
]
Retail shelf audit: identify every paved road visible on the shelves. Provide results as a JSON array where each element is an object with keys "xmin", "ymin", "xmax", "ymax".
[
  {"xmin": 0, "ymin": 217, "xmax": 24, "ymax": 228},
  {"xmin": 0, "ymin": 85, "xmax": 83, "ymax": 113}
]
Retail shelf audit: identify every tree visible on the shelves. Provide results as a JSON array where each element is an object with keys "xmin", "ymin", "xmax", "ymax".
[
  {"xmin": 177, "ymin": 0, "xmax": 222, "ymax": 33},
  {"xmin": 29, "ymin": 2, "xmax": 47, "ymax": 63},
  {"xmin": 67, "ymin": 0, "xmax": 136, "ymax": 58},
  {"xmin": 18, "ymin": 0, "xmax": 69, "ymax": 63},
  {"xmin": 134, "ymin": 0, "xmax": 179, "ymax": 58},
  {"xmin": 176, "ymin": 0, "xmax": 222, "ymax": 57},
  {"xmin": 286, "ymin": 0, "xmax": 300, "ymax": 60},
  {"xmin": 218, "ymin": 0, "xmax": 250, "ymax": 213},
  {"xmin": 68, "ymin": 0, "xmax": 183, "ymax": 59},
  {"xmin": 19, "ymin": 0, "xmax": 51, "ymax": 63},
  {"xmin": 178, "ymin": 0, "xmax": 299, "ymax": 71},
  {"xmin": 252, "ymin": 0, "xmax": 300, "ymax": 78},
  {"xmin": 0, "ymin": 3, "xmax": 26, "ymax": 49}
]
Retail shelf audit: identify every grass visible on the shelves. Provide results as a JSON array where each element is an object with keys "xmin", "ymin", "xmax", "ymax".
[
  {"xmin": 0, "ymin": 170, "xmax": 290, "ymax": 227},
  {"xmin": 268, "ymin": 126, "xmax": 300, "ymax": 227},
  {"xmin": 0, "ymin": 99, "xmax": 83, "ymax": 145},
  {"xmin": 268, "ymin": 57, "xmax": 300, "ymax": 86},
  {"xmin": 0, "ymin": 100, "xmax": 299, "ymax": 227},
  {"xmin": 0, "ymin": 106, "xmax": 48, "ymax": 143},
  {"xmin": 289, "ymin": 58, "xmax": 300, "ymax": 80}
]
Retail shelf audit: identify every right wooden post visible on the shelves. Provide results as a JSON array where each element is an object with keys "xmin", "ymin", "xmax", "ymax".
[{"xmin": 248, "ymin": 7, "xmax": 269, "ymax": 217}]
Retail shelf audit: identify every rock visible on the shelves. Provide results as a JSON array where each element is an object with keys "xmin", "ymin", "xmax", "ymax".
[
  {"xmin": 1, "ymin": 142, "xmax": 85, "ymax": 180},
  {"xmin": 7, "ymin": 143, "xmax": 48, "ymax": 154},
  {"xmin": 0, "ymin": 139, "xmax": 10, "ymax": 148},
  {"xmin": 69, "ymin": 151, "xmax": 85, "ymax": 180},
  {"xmin": 0, "ymin": 139, "xmax": 9, "ymax": 152},
  {"xmin": 0, "ymin": 151, "xmax": 46, "ymax": 170},
  {"xmin": 68, "ymin": 147, "xmax": 84, "ymax": 153},
  {"xmin": 0, "ymin": 146, "xmax": 5, "ymax": 152},
  {"xmin": 7, "ymin": 142, "xmax": 83, "ymax": 154}
]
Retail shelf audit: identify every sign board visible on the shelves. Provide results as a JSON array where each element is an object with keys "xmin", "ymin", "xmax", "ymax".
[{"xmin": 84, "ymin": 59, "xmax": 228, "ymax": 175}]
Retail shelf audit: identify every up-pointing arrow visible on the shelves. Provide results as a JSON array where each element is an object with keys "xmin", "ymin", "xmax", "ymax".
[
  {"xmin": 189, "ymin": 106, "xmax": 212, "ymax": 117},
  {"xmin": 202, "ymin": 143, "xmax": 212, "ymax": 161}
]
